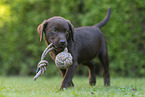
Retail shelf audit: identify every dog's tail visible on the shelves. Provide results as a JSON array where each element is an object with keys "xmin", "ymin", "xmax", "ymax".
[{"xmin": 93, "ymin": 7, "xmax": 111, "ymax": 28}]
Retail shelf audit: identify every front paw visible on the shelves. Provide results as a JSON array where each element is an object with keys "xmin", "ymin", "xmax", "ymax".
[{"xmin": 59, "ymin": 81, "xmax": 74, "ymax": 90}]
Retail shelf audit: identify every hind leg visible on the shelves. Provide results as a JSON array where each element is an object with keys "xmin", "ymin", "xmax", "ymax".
[
  {"xmin": 98, "ymin": 50, "xmax": 110, "ymax": 86},
  {"xmin": 84, "ymin": 61, "xmax": 96, "ymax": 86}
]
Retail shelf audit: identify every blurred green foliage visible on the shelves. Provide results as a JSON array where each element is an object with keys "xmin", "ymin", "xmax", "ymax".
[{"xmin": 0, "ymin": 0, "xmax": 145, "ymax": 77}]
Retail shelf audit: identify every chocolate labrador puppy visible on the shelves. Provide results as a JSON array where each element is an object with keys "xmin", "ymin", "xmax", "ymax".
[{"xmin": 37, "ymin": 7, "xmax": 111, "ymax": 89}]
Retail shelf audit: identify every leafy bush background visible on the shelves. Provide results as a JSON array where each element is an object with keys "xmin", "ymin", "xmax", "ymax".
[{"xmin": 0, "ymin": 0, "xmax": 145, "ymax": 77}]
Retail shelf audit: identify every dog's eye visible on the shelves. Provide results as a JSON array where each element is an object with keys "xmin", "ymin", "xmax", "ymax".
[
  {"xmin": 51, "ymin": 28, "xmax": 56, "ymax": 33},
  {"xmin": 51, "ymin": 31, "xmax": 56, "ymax": 34},
  {"xmin": 52, "ymin": 28, "xmax": 55, "ymax": 31},
  {"xmin": 51, "ymin": 30, "xmax": 56, "ymax": 33}
]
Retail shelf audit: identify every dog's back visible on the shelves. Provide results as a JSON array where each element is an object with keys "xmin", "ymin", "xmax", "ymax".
[
  {"xmin": 74, "ymin": 7, "xmax": 111, "ymax": 63},
  {"xmin": 74, "ymin": 27, "xmax": 102, "ymax": 63}
]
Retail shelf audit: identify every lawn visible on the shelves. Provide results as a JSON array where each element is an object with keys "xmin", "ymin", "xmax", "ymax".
[{"xmin": 0, "ymin": 76, "xmax": 145, "ymax": 97}]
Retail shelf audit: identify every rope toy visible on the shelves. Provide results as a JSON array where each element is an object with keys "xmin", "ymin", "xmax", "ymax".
[
  {"xmin": 55, "ymin": 48, "xmax": 73, "ymax": 69},
  {"xmin": 33, "ymin": 43, "xmax": 73, "ymax": 81}
]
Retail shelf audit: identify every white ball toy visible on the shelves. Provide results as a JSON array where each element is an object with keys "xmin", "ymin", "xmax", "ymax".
[{"xmin": 55, "ymin": 48, "xmax": 73, "ymax": 69}]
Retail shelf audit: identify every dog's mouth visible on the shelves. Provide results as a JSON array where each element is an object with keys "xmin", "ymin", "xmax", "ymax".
[{"xmin": 53, "ymin": 45, "xmax": 66, "ymax": 52}]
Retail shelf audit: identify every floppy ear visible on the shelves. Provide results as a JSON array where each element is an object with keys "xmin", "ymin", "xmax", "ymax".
[
  {"xmin": 67, "ymin": 20, "xmax": 74, "ymax": 42},
  {"xmin": 37, "ymin": 20, "xmax": 48, "ymax": 42}
]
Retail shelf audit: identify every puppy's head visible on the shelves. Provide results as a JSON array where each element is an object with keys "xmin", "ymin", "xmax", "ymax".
[{"xmin": 37, "ymin": 17, "xmax": 74, "ymax": 52}]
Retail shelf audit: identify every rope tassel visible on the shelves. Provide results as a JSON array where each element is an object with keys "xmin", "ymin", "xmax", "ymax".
[{"xmin": 33, "ymin": 43, "xmax": 54, "ymax": 81}]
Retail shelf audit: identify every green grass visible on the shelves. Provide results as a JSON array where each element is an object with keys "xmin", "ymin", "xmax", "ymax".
[{"xmin": 0, "ymin": 76, "xmax": 145, "ymax": 97}]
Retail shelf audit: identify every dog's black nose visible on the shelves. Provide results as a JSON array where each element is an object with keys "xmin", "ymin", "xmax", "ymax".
[{"xmin": 59, "ymin": 40, "xmax": 66, "ymax": 45}]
